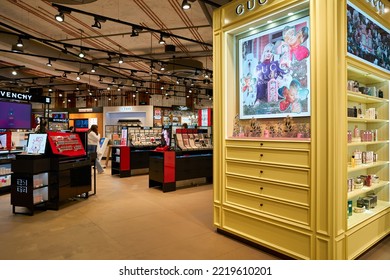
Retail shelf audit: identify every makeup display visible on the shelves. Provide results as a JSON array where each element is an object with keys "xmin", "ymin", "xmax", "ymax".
[
  {"xmin": 175, "ymin": 130, "xmax": 213, "ymax": 151},
  {"xmin": 127, "ymin": 128, "xmax": 162, "ymax": 148}
]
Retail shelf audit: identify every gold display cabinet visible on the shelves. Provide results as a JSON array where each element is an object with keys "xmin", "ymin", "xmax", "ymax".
[{"xmin": 213, "ymin": 0, "xmax": 389, "ymax": 259}]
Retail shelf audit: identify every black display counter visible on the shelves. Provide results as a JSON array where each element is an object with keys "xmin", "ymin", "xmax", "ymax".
[
  {"xmin": 149, "ymin": 150, "xmax": 213, "ymax": 192},
  {"xmin": 11, "ymin": 154, "xmax": 92, "ymax": 215}
]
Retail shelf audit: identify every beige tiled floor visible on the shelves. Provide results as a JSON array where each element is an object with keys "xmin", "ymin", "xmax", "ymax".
[{"xmin": 0, "ymin": 170, "xmax": 388, "ymax": 260}]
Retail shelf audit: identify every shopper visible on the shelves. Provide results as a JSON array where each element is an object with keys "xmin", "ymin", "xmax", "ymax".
[
  {"xmin": 35, "ymin": 119, "xmax": 47, "ymax": 133},
  {"xmin": 87, "ymin": 124, "xmax": 104, "ymax": 174}
]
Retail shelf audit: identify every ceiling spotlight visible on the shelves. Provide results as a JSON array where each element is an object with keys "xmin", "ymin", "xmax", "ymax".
[
  {"xmin": 62, "ymin": 72, "xmax": 67, "ymax": 78},
  {"xmin": 11, "ymin": 44, "xmax": 24, "ymax": 53},
  {"xmin": 204, "ymin": 72, "xmax": 209, "ymax": 79},
  {"xmin": 46, "ymin": 59, "xmax": 52, "ymax": 67},
  {"xmin": 55, "ymin": 12, "xmax": 65, "ymax": 22},
  {"xmin": 91, "ymin": 65, "xmax": 96, "ymax": 73},
  {"xmin": 130, "ymin": 27, "xmax": 139, "ymax": 37},
  {"xmin": 11, "ymin": 69, "xmax": 17, "ymax": 76},
  {"xmin": 118, "ymin": 56, "xmax": 124, "ymax": 64},
  {"xmin": 98, "ymin": 76, "xmax": 103, "ymax": 82},
  {"xmin": 160, "ymin": 63, "xmax": 165, "ymax": 71},
  {"xmin": 16, "ymin": 37, "xmax": 24, "ymax": 47},
  {"xmin": 159, "ymin": 34, "xmax": 166, "ymax": 45},
  {"xmin": 181, "ymin": 0, "xmax": 191, "ymax": 10},
  {"xmin": 91, "ymin": 17, "xmax": 103, "ymax": 29},
  {"xmin": 156, "ymin": 75, "xmax": 161, "ymax": 81},
  {"xmin": 76, "ymin": 74, "xmax": 81, "ymax": 80},
  {"xmin": 48, "ymin": 88, "xmax": 53, "ymax": 92},
  {"xmin": 78, "ymin": 49, "xmax": 85, "ymax": 58}
]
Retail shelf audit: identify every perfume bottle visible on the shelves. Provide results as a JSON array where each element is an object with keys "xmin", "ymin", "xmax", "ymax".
[
  {"xmin": 353, "ymin": 125, "xmax": 359, "ymax": 138},
  {"xmin": 267, "ymin": 71, "xmax": 278, "ymax": 102}
]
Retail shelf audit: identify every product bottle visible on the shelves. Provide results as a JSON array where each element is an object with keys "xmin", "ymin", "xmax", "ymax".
[
  {"xmin": 354, "ymin": 125, "xmax": 359, "ymax": 138},
  {"xmin": 351, "ymin": 155, "xmax": 355, "ymax": 168},
  {"xmin": 358, "ymin": 103, "xmax": 362, "ymax": 118},
  {"xmin": 348, "ymin": 200, "xmax": 353, "ymax": 217}
]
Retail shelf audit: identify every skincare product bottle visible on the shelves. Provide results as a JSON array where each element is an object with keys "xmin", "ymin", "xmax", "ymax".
[
  {"xmin": 348, "ymin": 200, "xmax": 353, "ymax": 217},
  {"xmin": 354, "ymin": 125, "xmax": 359, "ymax": 138}
]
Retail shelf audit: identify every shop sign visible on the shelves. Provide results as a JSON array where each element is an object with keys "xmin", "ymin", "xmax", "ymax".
[
  {"xmin": 366, "ymin": 0, "xmax": 386, "ymax": 14},
  {"xmin": 235, "ymin": 0, "xmax": 269, "ymax": 16},
  {"xmin": 120, "ymin": 107, "xmax": 133, "ymax": 112},
  {"xmin": 0, "ymin": 89, "xmax": 51, "ymax": 104},
  {"xmin": 49, "ymin": 118, "xmax": 69, "ymax": 123},
  {"xmin": 78, "ymin": 108, "xmax": 93, "ymax": 112}
]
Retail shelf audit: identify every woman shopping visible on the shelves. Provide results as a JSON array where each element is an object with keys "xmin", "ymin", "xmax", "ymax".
[{"xmin": 87, "ymin": 124, "xmax": 104, "ymax": 174}]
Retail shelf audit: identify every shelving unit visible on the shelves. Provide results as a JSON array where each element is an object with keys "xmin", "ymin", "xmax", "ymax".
[
  {"xmin": 213, "ymin": 0, "xmax": 389, "ymax": 259},
  {"xmin": 11, "ymin": 155, "xmax": 51, "ymax": 215},
  {"xmin": 345, "ymin": 60, "xmax": 390, "ymax": 253}
]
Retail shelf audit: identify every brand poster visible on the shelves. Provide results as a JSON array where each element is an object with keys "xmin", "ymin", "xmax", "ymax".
[
  {"xmin": 347, "ymin": 1, "xmax": 390, "ymax": 73},
  {"xmin": 238, "ymin": 16, "xmax": 311, "ymax": 119}
]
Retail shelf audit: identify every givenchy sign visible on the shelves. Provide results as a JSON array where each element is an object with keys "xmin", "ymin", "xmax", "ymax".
[
  {"xmin": 0, "ymin": 90, "xmax": 33, "ymax": 101},
  {"xmin": 0, "ymin": 89, "xmax": 51, "ymax": 104},
  {"xmin": 236, "ymin": 0, "xmax": 269, "ymax": 16}
]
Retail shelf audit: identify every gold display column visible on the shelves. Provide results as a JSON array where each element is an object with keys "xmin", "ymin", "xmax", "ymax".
[{"xmin": 310, "ymin": 0, "xmax": 348, "ymax": 259}]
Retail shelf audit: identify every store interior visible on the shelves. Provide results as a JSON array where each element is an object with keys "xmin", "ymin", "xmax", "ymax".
[{"xmin": 0, "ymin": 0, "xmax": 389, "ymax": 260}]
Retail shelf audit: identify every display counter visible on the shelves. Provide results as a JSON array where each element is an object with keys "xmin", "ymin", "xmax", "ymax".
[{"xmin": 149, "ymin": 150, "xmax": 213, "ymax": 192}]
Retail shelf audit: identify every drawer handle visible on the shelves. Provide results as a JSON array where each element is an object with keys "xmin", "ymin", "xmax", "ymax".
[
  {"xmin": 259, "ymin": 203, "xmax": 263, "ymax": 207},
  {"xmin": 259, "ymin": 187, "xmax": 263, "ymax": 191},
  {"xmin": 259, "ymin": 170, "xmax": 263, "ymax": 174},
  {"xmin": 260, "ymin": 143, "xmax": 263, "ymax": 146},
  {"xmin": 260, "ymin": 154, "xmax": 263, "ymax": 157}
]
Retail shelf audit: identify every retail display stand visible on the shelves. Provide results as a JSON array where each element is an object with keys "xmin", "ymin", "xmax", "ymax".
[
  {"xmin": 11, "ymin": 155, "xmax": 50, "ymax": 215},
  {"xmin": 149, "ymin": 150, "xmax": 213, "ymax": 192},
  {"xmin": 11, "ymin": 132, "xmax": 92, "ymax": 215},
  {"xmin": 111, "ymin": 145, "xmax": 131, "ymax": 177},
  {"xmin": 149, "ymin": 150, "xmax": 176, "ymax": 192}
]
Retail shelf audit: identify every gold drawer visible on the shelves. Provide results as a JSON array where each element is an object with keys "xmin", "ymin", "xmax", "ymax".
[
  {"xmin": 226, "ymin": 175, "xmax": 309, "ymax": 205},
  {"xmin": 226, "ymin": 160, "xmax": 310, "ymax": 187},
  {"xmin": 226, "ymin": 139, "xmax": 310, "ymax": 150},
  {"xmin": 225, "ymin": 189, "xmax": 310, "ymax": 225},
  {"xmin": 221, "ymin": 208, "xmax": 312, "ymax": 259},
  {"xmin": 226, "ymin": 146, "xmax": 309, "ymax": 167}
]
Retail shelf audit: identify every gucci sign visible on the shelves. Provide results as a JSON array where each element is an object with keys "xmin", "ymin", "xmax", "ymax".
[
  {"xmin": 235, "ymin": 0, "xmax": 269, "ymax": 16},
  {"xmin": 366, "ymin": 0, "xmax": 385, "ymax": 14}
]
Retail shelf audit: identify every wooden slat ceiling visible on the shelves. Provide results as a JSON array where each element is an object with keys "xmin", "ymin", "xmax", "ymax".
[{"xmin": 0, "ymin": 0, "xmax": 231, "ymax": 96}]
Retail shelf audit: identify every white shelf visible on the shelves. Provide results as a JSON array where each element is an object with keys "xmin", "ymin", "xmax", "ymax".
[
  {"xmin": 347, "ymin": 161, "xmax": 389, "ymax": 172},
  {"xmin": 347, "ymin": 200, "xmax": 390, "ymax": 229},
  {"xmin": 347, "ymin": 91, "xmax": 389, "ymax": 103},
  {"xmin": 347, "ymin": 117, "xmax": 388, "ymax": 123},
  {"xmin": 347, "ymin": 140, "xmax": 389, "ymax": 147},
  {"xmin": 348, "ymin": 180, "xmax": 389, "ymax": 199}
]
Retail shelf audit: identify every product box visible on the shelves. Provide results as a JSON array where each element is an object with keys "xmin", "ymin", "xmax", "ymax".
[
  {"xmin": 366, "ymin": 194, "xmax": 377, "ymax": 208},
  {"xmin": 362, "ymin": 197, "xmax": 375, "ymax": 209}
]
